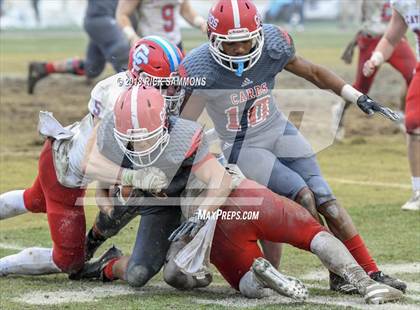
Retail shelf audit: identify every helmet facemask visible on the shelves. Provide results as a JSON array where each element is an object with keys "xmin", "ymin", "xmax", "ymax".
[
  {"xmin": 114, "ymin": 124, "xmax": 170, "ymax": 168},
  {"xmin": 138, "ymin": 71, "xmax": 185, "ymax": 115},
  {"xmin": 209, "ymin": 27, "xmax": 264, "ymax": 77}
]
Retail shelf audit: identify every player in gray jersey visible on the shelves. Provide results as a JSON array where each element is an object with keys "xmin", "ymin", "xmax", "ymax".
[
  {"xmin": 72, "ymin": 84, "xmax": 402, "ymax": 305},
  {"xmin": 28, "ymin": 0, "xmax": 130, "ymax": 94},
  {"xmin": 179, "ymin": 0, "xmax": 406, "ymax": 293}
]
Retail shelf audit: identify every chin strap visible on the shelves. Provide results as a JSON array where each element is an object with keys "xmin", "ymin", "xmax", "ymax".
[{"xmin": 235, "ymin": 61, "xmax": 244, "ymax": 77}]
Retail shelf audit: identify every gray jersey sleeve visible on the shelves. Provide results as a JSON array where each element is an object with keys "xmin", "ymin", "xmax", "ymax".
[
  {"xmin": 96, "ymin": 111, "xmax": 128, "ymax": 167},
  {"xmin": 264, "ymin": 24, "xmax": 296, "ymax": 73}
]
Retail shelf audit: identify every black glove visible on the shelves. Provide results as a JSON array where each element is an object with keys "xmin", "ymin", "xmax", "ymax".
[
  {"xmin": 356, "ymin": 95, "xmax": 400, "ymax": 121},
  {"xmin": 168, "ymin": 211, "xmax": 206, "ymax": 242}
]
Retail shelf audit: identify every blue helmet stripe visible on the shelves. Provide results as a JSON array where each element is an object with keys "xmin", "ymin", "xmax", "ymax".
[{"xmin": 145, "ymin": 36, "xmax": 181, "ymax": 72}]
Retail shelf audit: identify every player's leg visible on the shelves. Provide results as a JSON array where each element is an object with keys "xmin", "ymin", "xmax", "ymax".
[
  {"xmin": 27, "ymin": 58, "xmax": 85, "ymax": 94},
  {"xmin": 226, "ymin": 146, "xmax": 312, "ymax": 268},
  {"xmin": 85, "ymin": 201, "xmax": 142, "ymax": 261},
  {"xmin": 84, "ymin": 16, "xmax": 129, "ymax": 75},
  {"xmin": 83, "ymin": 40, "xmax": 106, "ymax": 81},
  {"xmin": 163, "ymin": 239, "xmax": 213, "ymax": 290},
  {"xmin": 284, "ymin": 153, "xmax": 407, "ymax": 292},
  {"xmin": 401, "ymin": 65, "xmax": 420, "ymax": 211},
  {"xmin": 80, "ymin": 207, "xmax": 181, "ymax": 286},
  {"xmin": 213, "ymin": 181, "xmax": 402, "ymax": 303}
]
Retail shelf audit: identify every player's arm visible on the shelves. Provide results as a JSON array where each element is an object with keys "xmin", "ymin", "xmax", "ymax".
[
  {"xmin": 285, "ymin": 55, "xmax": 400, "ymax": 121},
  {"xmin": 116, "ymin": 0, "xmax": 141, "ymax": 45},
  {"xmin": 363, "ymin": 9, "xmax": 408, "ymax": 77},
  {"xmin": 192, "ymin": 155, "xmax": 233, "ymax": 214},
  {"xmin": 95, "ymin": 184, "xmax": 114, "ymax": 217},
  {"xmin": 82, "ymin": 125, "xmax": 168, "ymax": 190},
  {"xmin": 179, "ymin": 0, "xmax": 207, "ymax": 33},
  {"xmin": 169, "ymin": 154, "xmax": 233, "ymax": 242},
  {"xmin": 179, "ymin": 91, "xmax": 206, "ymax": 121}
]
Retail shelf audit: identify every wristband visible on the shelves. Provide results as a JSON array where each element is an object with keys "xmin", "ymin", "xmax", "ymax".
[
  {"xmin": 123, "ymin": 26, "xmax": 137, "ymax": 41},
  {"xmin": 193, "ymin": 15, "xmax": 206, "ymax": 28},
  {"xmin": 370, "ymin": 51, "xmax": 384, "ymax": 67},
  {"xmin": 340, "ymin": 84, "xmax": 363, "ymax": 104}
]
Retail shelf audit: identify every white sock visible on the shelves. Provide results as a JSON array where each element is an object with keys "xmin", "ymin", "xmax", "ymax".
[
  {"xmin": 412, "ymin": 177, "xmax": 420, "ymax": 192},
  {"xmin": 0, "ymin": 247, "xmax": 61, "ymax": 276},
  {"xmin": 0, "ymin": 190, "xmax": 28, "ymax": 220}
]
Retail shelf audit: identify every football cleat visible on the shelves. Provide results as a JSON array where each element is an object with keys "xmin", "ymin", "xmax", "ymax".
[
  {"xmin": 252, "ymin": 257, "xmax": 308, "ymax": 301},
  {"xmin": 69, "ymin": 246, "xmax": 122, "ymax": 281},
  {"xmin": 370, "ymin": 271, "xmax": 407, "ymax": 293},
  {"xmin": 329, "ymin": 272, "xmax": 358, "ymax": 294},
  {"xmin": 401, "ymin": 190, "xmax": 420, "ymax": 211},
  {"xmin": 344, "ymin": 266, "xmax": 403, "ymax": 304},
  {"xmin": 362, "ymin": 281, "xmax": 403, "ymax": 304},
  {"xmin": 28, "ymin": 62, "xmax": 48, "ymax": 94}
]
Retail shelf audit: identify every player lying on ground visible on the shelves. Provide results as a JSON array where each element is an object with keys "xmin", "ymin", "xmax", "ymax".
[
  {"xmin": 363, "ymin": 0, "xmax": 420, "ymax": 211},
  {"xmin": 0, "ymin": 35, "xmax": 186, "ymax": 277},
  {"xmin": 177, "ymin": 0, "xmax": 406, "ymax": 293},
  {"xmin": 0, "ymin": 93, "xmax": 168, "ymax": 277},
  {"xmin": 74, "ymin": 85, "xmax": 403, "ymax": 305}
]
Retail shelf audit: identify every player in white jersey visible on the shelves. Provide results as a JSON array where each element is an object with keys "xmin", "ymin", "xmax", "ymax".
[
  {"xmin": 364, "ymin": 0, "xmax": 420, "ymax": 211},
  {"xmin": 336, "ymin": 0, "xmax": 416, "ymax": 140},
  {"xmin": 116, "ymin": 0, "xmax": 207, "ymax": 50}
]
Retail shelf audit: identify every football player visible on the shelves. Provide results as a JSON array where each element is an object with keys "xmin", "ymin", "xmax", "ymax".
[
  {"xmin": 28, "ymin": 0, "xmax": 130, "ymax": 94},
  {"xmin": 178, "ymin": 0, "xmax": 406, "ymax": 293},
  {"xmin": 0, "ymin": 36, "xmax": 184, "ymax": 277},
  {"xmin": 336, "ymin": 0, "xmax": 416, "ymax": 139},
  {"xmin": 0, "ymin": 92, "xmax": 168, "ymax": 277},
  {"xmin": 363, "ymin": 0, "xmax": 420, "ymax": 211},
  {"xmin": 76, "ymin": 85, "xmax": 402, "ymax": 304},
  {"xmin": 116, "ymin": 0, "xmax": 207, "ymax": 50}
]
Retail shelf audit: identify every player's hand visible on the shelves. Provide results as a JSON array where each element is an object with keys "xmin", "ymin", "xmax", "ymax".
[
  {"xmin": 200, "ymin": 22, "xmax": 208, "ymax": 34},
  {"xmin": 363, "ymin": 59, "xmax": 377, "ymax": 77},
  {"xmin": 168, "ymin": 211, "xmax": 206, "ymax": 242},
  {"xmin": 356, "ymin": 95, "xmax": 400, "ymax": 121},
  {"xmin": 121, "ymin": 167, "xmax": 168, "ymax": 192},
  {"xmin": 130, "ymin": 35, "xmax": 141, "ymax": 47}
]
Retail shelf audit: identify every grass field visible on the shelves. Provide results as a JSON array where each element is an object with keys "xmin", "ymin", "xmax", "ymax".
[{"xmin": 0, "ymin": 25, "xmax": 419, "ymax": 309}]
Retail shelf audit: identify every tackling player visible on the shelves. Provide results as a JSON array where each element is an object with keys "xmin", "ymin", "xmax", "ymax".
[
  {"xmin": 178, "ymin": 0, "xmax": 406, "ymax": 293},
  {"xmin": 363, "ymin": 0, "xmax": 420, "ymax": 211},
  {"xmin": 76, "ymin": 85, "xmax": 402, "ymax": 305},
  {"xmin": 28, "ymin": 0, "xmax": 130, "ymax": 94},
  {"xmin": 116, "ymin": 0, "xmax": 207, "ymax": 50},
  {"xmin": 336, "ymin": 0, "xmax": 416, "ymax": 139}
]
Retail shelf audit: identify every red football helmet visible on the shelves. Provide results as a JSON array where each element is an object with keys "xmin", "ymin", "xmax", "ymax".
[
  {"xmin": 127, "ymin": 36, "xmax": 185, "ymax": 114},
  {"xmin": 113, "ymin": 85, "xmax": 169, "ymax": 167},
  {"xmin": 207, "ymin": 0, "xmax": 264, "ymax": 76}
]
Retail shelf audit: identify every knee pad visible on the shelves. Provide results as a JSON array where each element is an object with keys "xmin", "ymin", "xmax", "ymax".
[
  {"xmin": 126, "ymin": 263, "xmax": 153, "ymax": 288},
  {"xmin": 239, "ymin": 270, "xmax": 269, "ymax": 298}
]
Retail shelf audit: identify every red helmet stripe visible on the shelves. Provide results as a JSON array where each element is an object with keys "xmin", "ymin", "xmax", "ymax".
[
  {"xmin": 130, "ymin": 85, "xmax": 140, "ymax": 129},
  {"xmin": 231, "ymin": 0, "xmax": 241, "ymax": 28}
]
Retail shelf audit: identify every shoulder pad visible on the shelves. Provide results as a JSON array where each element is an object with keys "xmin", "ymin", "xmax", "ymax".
[
  {"xmin": 179, "ymin": 43, "xmax": 216, "ymax": 89},
  {"xmin": 264, "ymin": 24, "xmax": 295, "ymax": 61}
]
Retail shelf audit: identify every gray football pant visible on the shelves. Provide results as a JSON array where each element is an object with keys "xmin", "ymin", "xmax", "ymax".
[
  {"xmin": 83, "ymin": 16, "xmax": 130, "ymax": 78},
  {"xmin": 223, "ymin": 121, "xmax": 335, "ymax": 206}
]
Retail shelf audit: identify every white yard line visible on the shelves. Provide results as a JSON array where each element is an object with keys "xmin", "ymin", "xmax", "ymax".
[
  {"xmin": 0, "ymin": 243, "xmax": 25, "ymax": 251},
  {"xmin": 8, "ymin": 263, "xmax": 420, "ymax": 308},
  {"xmin": 327, "ymin": 178, "xmax": 411, "ymax": 189},
  {"xmin": 302, "ymin": 262, "xmax": 420, "ymax": 282}
]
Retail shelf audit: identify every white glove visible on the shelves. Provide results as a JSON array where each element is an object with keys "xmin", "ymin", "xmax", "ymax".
[{"xmin": 121, "ymin": 167, "xmax": 168, "ymax": 192}]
